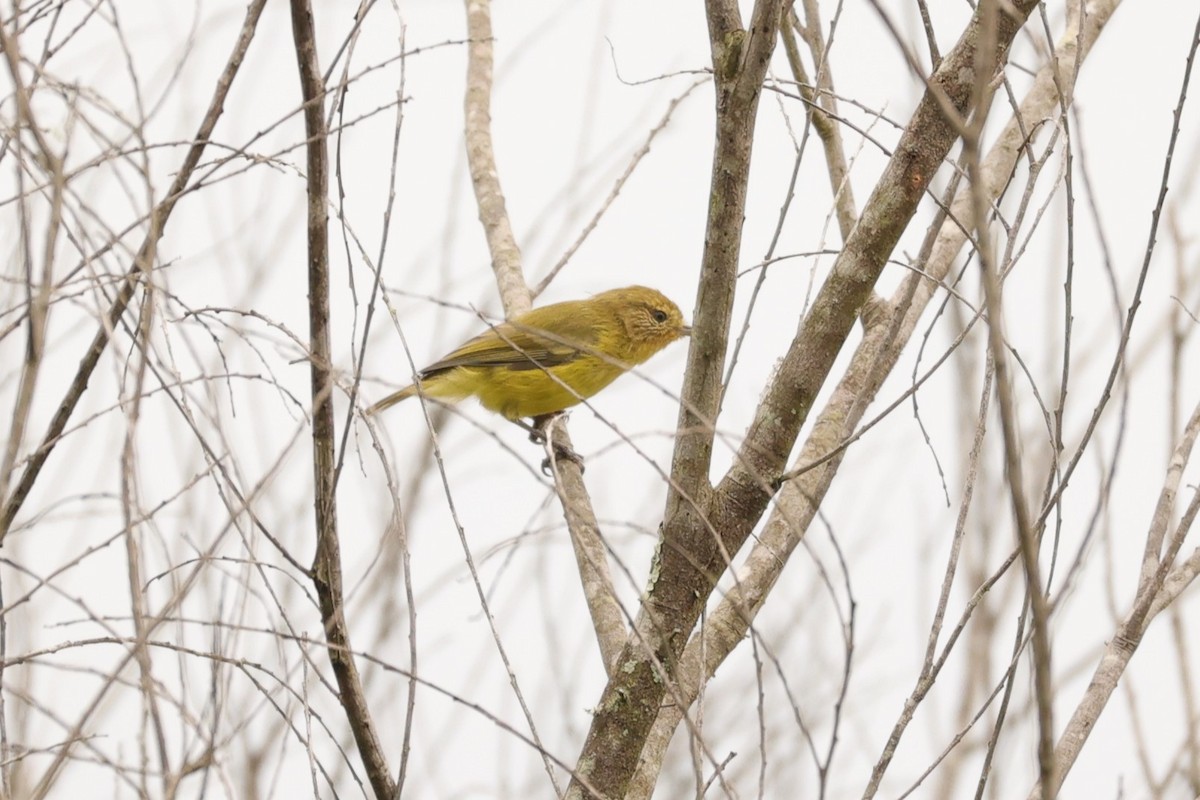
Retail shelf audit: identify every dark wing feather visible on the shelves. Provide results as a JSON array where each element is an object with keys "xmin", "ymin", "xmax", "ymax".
[{"xmin": 419, "ymin": 302, "xmax": 601, "ymax": 377}]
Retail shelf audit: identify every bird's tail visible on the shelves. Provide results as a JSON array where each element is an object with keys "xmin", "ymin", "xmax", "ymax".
[{"xmin": 365, "ymin": 384, "xmax": 417, "ymax": 416}]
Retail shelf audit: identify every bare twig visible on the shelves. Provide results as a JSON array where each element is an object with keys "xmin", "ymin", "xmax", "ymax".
[
  {"xmin": 1027, "ymin": 13, "xmax": 1200, "ymax": 796},
  {"xmin": 788, "ymin": 0, "xmax": 857, "ymax": 241},
  {"xmin": 1031, "ymin": 400, "xmax": 1200, "ymax": 799},
  {"xmin": 0, "ymin": 20, "xmax": 65, "ymax": 511},
  {"xmin": 0, "ymin": 0, "xmax": 270, "ymax": 541}
]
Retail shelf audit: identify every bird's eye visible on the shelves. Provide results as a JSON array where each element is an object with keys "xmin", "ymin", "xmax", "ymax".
[{"xmin": 651, "ymin": 309, "xmax": 669, "ymax": 324}]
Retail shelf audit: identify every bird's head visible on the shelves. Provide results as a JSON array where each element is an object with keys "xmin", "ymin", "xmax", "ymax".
[{"xmin": 600, "ymin": 285, "xmax": 691, "ymax": 364}]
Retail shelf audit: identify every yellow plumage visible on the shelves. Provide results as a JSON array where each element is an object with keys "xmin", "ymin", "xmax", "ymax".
[{"xmin": 367, "ymin": 286, "xmax": 689, "ymax": 422}]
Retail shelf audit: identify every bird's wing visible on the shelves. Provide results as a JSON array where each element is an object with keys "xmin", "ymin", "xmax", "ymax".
[{"xmin": 420, "ymin": 305, "xmax": 601, "ymax": 377}]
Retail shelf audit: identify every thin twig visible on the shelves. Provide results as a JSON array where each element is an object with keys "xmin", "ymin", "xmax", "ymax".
[{"xmin": 0, "ymin": 0, "xmax": 270, "ymax": 541}]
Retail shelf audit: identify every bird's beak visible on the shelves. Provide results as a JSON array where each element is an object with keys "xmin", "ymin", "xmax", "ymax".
[{"xmin": 680, "ymin": 325, "xmax": 693, "ymax": 337}]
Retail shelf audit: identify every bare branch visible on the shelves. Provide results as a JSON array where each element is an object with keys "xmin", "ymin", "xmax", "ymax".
[
  {"xmin": 568, "ymin": 1, "xmax": 788, "ymax": 795},
  {"xmin": 626, "ymin": 0, "xmax": 1120, "ymax": 793},
  {"xmin": 288, "ymin": 1, "xmax": 394, "ymax": 797},
  {"xmin": 463, "ymin": 0, "xmax": 528, "ymax": 315},
  {"xmin": 459, "ymin": 0, "xmax": 628, "ymax": 678}
]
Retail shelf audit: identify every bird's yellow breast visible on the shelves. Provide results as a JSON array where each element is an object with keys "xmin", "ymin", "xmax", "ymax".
[{"xmin": 475, "ymin": 356, "xmax": 627, "ymax": 419}]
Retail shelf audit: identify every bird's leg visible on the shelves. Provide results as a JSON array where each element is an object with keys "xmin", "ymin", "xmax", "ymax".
[{"xmin": 528, "ymin": 413, "xmax": 585, "ymax": 475}]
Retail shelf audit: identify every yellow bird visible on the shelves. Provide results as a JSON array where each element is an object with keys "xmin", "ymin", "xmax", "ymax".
[{"xmin": 366, "ymin": 285, "xmax": 690, "ymax": 426}]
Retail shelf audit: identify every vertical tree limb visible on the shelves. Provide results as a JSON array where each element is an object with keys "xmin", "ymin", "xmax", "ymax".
[
  {"xmin": 567, "ymin": 2, "xmax": 787, "ymax": 796},
  {"xmin": 967, "ymin": 2, "xmax": 1055, "ymax": 791},
  {"xmin": 667, "ymin": 0, "xmax": 785, "ymax": 511},
  {"xmin": 288, "ymin": 1, "xmax": 394, "ymax": 797}
]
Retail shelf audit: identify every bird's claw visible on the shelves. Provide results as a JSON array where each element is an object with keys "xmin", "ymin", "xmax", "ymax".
[
  {"xmin": 517, "ymin": 413, "xmax": 584, "ymax": 476},
  {"xmin": 541, "ymin": 443, "xmax": 585, "ymax": 477}
]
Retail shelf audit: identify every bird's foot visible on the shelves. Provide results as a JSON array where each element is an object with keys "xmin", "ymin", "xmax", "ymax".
[
  {"xmin": 525, "ymin": 414, "xmax": 585, "ymax": 476},
  {"xmin": 541, "ymin": 441, "xmax": 585, "ymax": 476},
  {"xmin": 526, "ymin": 413, "xmax": 563, "ymax": 445},
  {"xmin": 512, "ymin": 415, "xmax": 549, "ymax": 444}
]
